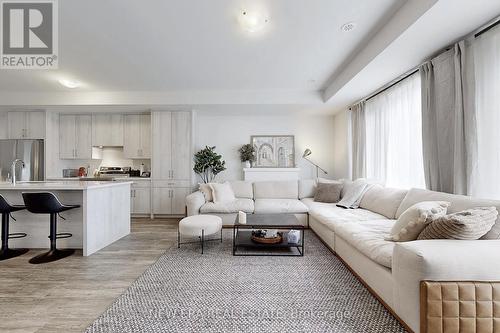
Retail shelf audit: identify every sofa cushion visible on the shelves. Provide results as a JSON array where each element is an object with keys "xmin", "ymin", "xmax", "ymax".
[
  {"xmin": 396, "ymin": 188, "xmax": 500, "ymax": 240},
  {"xmin": 387, "ymin": 201, "xmax": 450, "ymax": 242},
  {"xmin": 298, "ymin": 179, "xmax": 317, "ymax": 199},
  {"xmin": 229, "ymin": 181, "xmax": 254, "ymax": 199},
  {"xmin": 209, "ymin": 182, "xmax": 236, "ymax": 203},
  {"xmin": 314, "ymin": 182, "xmax": 343, "ymax": 203},
  {"xmin": 254, "ymin": 199, "xmax": 308, "ymax": 214},
  {"xmin": 302, "ymin": 198, "xmax": 386, "ymax": 232},
  {"xmin": 418, "ymin": 207, "xmax": 498, "ymax": 240},
  {"xmin": 335, "ymin": 219, "xmax": 396, "ymax": 268},
  {"xmin": 200, "ymin": 199, "xmax": 254, "ymax": 214},
  {"xmin": 253, "ymin": 181, "xmax": 298, "ymax": 199},
  {"xmin": 359, "ymin": 185, "xmax": 408, "ymax": 219}
]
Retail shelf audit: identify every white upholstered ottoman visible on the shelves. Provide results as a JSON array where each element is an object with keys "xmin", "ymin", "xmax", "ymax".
[{"xmin": 178, "ymin": 215, "xmax": 223, "ymax": 254}]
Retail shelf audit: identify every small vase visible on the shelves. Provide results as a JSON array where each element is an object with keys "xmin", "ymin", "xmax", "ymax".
[{"xmin": 243, "ymin": 161, "xmax": 251, "ymax": 168}]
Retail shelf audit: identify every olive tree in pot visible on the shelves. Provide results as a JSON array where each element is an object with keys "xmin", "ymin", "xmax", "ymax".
[
  {"xmin": 238, "ymin": 144, "xmax": 256, "ymax": 168},
  {"xmin": 193, "ymin": 146, "xmax": 226, "ymax": 183}
]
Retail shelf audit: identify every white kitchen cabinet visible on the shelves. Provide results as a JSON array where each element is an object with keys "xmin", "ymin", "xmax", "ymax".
[
  {"xmin": 152, "ymin": 187, "xmax": 172, "ymax": 215},
  {"xmin": 123, "ymin": 114, "xmax": 151, "ymax": 159},
  {"xmin": 92, "ymin": 114, "xmax": 124, "ymax": 146},
  {"xmin": 131, "ymin": 187, "xmax": 151, "ymax": 214},
  {"xmin": 152, "ymin": 111, "xmax": 192, "ymax": 180},
  {"xmin": 171, "ymin": 187, "xmax": 190, "ymax": 215},
  {"xmin": 59, "ymin": 115, "xmax": 92, "ymax": 159},
  {"xmin": 171, "ymin": 112, "xmax": 192, "ymax": 180},
  {"xmin": 151, "ymin": 112, "xmax": 172, "ymax": 179},
  {"xmin": 152, "ymin": 187, "xmax": 188, "ymax": 215},
  {"xmin": 7, "ymin": 111, "xmax": 45, "ymax": 139},
  {"xmin": 151, "ymin": 111, "xmax": 192, "ymax": 217}
]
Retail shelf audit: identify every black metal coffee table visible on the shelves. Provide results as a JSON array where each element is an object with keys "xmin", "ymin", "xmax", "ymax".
[{"xmin": 232, "ymin": 214, "xmax": 305, "ymax": 256}]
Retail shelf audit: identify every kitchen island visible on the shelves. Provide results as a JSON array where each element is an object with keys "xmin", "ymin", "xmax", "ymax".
[{"xmin": 0, "ymin": 181, "xmax": 131, "ymax": 256}]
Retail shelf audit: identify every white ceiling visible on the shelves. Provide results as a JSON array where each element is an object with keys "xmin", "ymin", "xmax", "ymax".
[
  {"xmin": 0, "ymin": 0, "xmax": 499, "ymax": 112},
  {"xmin": 0, "ymin": 0, "xmax": 399, "ymax": 92}
]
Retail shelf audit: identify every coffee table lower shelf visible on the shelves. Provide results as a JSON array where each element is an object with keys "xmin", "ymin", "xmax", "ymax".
[{"xmin": 232, "ymin": 230, "xmax": 304, "ymax": 257}]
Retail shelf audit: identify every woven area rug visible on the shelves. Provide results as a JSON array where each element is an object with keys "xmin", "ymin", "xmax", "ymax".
[{"xmin": 86, "ymin": 230, "xmax": 407, "ymax": 333}]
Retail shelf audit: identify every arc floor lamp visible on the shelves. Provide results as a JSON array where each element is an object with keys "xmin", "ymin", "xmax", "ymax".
[{"xmin": 302, "ymin": 149, "xmax": 328, "ymax": 178}]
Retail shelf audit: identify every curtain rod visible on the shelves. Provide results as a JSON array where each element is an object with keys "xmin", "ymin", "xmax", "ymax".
[
  {"xmin": 365, "ymin": 69, "xmax": 419, "ymax": 102},
  {"xmin": 475, "ymin": 18, "xmax": 500, "ymax": 38},
  {"xmin": 349, "ymin": 15, "xmax": 500, "ymax": 111}
]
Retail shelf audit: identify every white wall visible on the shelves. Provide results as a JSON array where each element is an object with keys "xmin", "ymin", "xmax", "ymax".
[
  {"xmin": 194, "ymin": 109, "xmax": 335, "ymax": 181},
  {"xmin": 331, "ymin": 110, "xmax": 351, "ymax": 179}
]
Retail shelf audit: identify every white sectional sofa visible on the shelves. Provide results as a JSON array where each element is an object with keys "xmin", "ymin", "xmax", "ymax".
[
  {"xmin": 187, "ymin": 180, "xmax": 310, "ymax": 226},
  {"xmin": 186, "ymin": 180, "xmax": 500, "ymax": 333}
]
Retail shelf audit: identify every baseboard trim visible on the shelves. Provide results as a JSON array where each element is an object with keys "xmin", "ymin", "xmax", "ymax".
[{"xmin": 310, "ymin": 228, "xmax": 415, "ymax": 333}]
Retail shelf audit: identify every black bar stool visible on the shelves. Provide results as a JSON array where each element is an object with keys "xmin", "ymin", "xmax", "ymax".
[
  {"xmin": 0, "ymin": 194, "xmax": 29, "ymax": 261},
  {"xmin": 22, "ymin": 192, "xmax": 80, "ymax": 264}
]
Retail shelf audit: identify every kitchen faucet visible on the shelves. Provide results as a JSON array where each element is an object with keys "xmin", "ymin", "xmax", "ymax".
[{"xmin": 11, "ymin": 159, "xmax": 25, "ymax": 186}]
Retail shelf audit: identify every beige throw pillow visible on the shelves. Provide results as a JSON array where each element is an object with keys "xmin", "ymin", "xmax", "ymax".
[
  {"xmin": 314, "ymin": 182, "xmax": 343, "ymax": 203},
  {"xmin": 386, "ymin": 201, "xmax": 450, "ymax": 242},
  {"xmin": 199, "ymin": 183, "xmax": 213, "ymax": 202},
  {"xmin": 418, "ymin": 207, "xmax": 498, "ymax": 240},
  {"xmin": 209, "ymin": 182, "xmax": 236, "ymax": 203}
]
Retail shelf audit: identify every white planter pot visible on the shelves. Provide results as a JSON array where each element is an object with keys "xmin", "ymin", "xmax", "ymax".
[{"xmin": 243, "ymin": 161, "xmax": 251, "ymax": 168}]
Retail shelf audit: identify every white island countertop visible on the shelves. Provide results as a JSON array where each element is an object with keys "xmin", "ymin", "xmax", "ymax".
[
  {"xmin": 0, "ymin": 181, "xmax": 133, "ymax": 190},
  {"xmin": 0, "ymin": 180, "xmax": 132, "ymax": 256}
]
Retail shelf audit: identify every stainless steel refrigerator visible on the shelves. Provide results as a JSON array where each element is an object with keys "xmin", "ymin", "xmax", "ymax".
[{"xmin": 0, "ymin": 140, "xmax": 44, "ymax": 182}]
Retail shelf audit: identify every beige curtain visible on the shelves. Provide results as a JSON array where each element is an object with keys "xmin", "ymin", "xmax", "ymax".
[
  {"xmin": 350, "ymin": 101, "xmax": 366, "ymax": 179},
  {"xmin": 420, "ymin": 40, "xmax": 477, "ymax": 195}
]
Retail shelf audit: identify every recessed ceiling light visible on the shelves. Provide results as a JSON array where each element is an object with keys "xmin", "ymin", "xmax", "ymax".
[
  {"xmin": 238, "ymin": 10, "xmax": 268, "ymax": 33},
  {"xmin": 58, "ymin": 78, "xmax": 81, "ymax": 89},
  {"xmin": 341, "ymin": 22, "xmax": 357, "ymax": 32}
]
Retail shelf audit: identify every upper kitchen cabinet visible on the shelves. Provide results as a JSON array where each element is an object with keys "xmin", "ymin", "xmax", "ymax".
[
  {"xmin": 152, "ymin": 111, "xmax": 192, "ymax": 180},
  {"xmin": 92, "ymin": 114, "xmax": 124, "ymax": 147},
  {"xmin": 7, "ymin": 111, "xmax": 45, "ymax": 139},
  {"xmin": 123, "ymin": 114, "xmax": 151, "ymax": 159},
  {"xmin": 59, "ymin": 115, "xmax": 92, "ymax": 159}
]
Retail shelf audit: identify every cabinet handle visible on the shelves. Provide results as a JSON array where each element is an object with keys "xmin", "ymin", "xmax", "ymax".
[{"xmin": 75, "ymin": 149, "xmax": 77, "ymax": 157}]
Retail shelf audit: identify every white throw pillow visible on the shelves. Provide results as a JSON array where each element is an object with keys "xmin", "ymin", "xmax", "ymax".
[
  {"xmin": 210, "ymin": 182, "xmax": 236, "ymax": 203},
  {"xmin": 386, "ymin": 201, "xmax": 450, "ymax": 242},
  {"xmin": 199, "ymin": 183, "xmax": 213, "ymax": 202}
]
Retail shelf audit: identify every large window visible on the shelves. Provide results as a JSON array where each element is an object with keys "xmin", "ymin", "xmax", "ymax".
[
  {"xmin": 471, "ymin": 24, "xmax": 500, "ymax": 199},
  {"xmin": 364, "ymin": 73, "xmax": 425, "ymax": 189}
]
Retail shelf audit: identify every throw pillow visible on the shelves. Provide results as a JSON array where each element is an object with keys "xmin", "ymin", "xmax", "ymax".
[
  {"xmin": 336, "ymin": 181, "xmax": 368, "ymax": 209},
  {"xmin": 386, "ymin": 201, "xmax": 450, "ymax": 242},
  {"xmin": 417, "ymin": 207, "xmax": 498, "ymax": 240},
  {"xmin": 209, "ymin": 182, "xmax": 236, "ymax": 203},
  {"xmin": 199, "ymin": 183, "xmax": 213, "ymax": 202},
  {"xmin": 314, "ymin": 182, "xmax": 343, "ymax": 203}
]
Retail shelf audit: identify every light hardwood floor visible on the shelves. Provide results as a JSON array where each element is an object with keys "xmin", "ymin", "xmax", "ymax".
[{"xmin": 0, "ymin": 218, "xmax": 180, "ymax": 333}]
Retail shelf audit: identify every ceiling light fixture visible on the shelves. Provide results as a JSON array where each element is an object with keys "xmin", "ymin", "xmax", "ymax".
[
  {"xmin": 341, "ymin": 22, "xmax": 357, "ymax": 32},
  {"xmin": 58, "ymin": 78, "xmax": 81, "ymax": 89},
  {"xmin": 239, "ymin": 10, "xmax": 268, "ymax": 33}
]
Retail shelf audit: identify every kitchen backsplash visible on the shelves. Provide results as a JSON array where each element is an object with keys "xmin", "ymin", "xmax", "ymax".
[{"xmin": 53, "ymin": 147, "xmax": 151, "ymax": 177}]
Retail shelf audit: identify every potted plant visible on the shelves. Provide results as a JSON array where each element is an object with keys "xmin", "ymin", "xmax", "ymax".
[
  {"xmin": 193, "ymin": 146, "xmax": 226, "ymax": 183},
  {"xmin": 238, "ymin": 144, "xmax": 256, "ymax": 168}
]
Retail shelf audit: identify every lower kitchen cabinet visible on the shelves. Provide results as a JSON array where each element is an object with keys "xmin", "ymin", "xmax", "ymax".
[
  {"xmin": 153, "ymin": 187, "xmax": 190, "ymax": 215},
  {"xmin": 131, "ymin": 187, "xmax": 151, "ymax": 215}
]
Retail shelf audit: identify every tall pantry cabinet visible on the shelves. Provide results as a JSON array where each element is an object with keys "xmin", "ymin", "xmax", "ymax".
[{"xmin": 151, "ymin": 111, "xmax": 193, "ymax": 216}]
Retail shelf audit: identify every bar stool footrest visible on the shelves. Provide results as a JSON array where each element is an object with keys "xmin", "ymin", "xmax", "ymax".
[
  {"xmin": 55, "ymin": 233, "xmax": 72, "ymax": 239},
  {"xmin": 8, "ymin": 233, "xmax": 27, "ymax": 239}
]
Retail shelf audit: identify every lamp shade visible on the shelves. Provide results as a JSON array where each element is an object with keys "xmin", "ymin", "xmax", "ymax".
[{"xmin": 302, "ymin": 149, "xmax": 312, "ymax": 158}]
